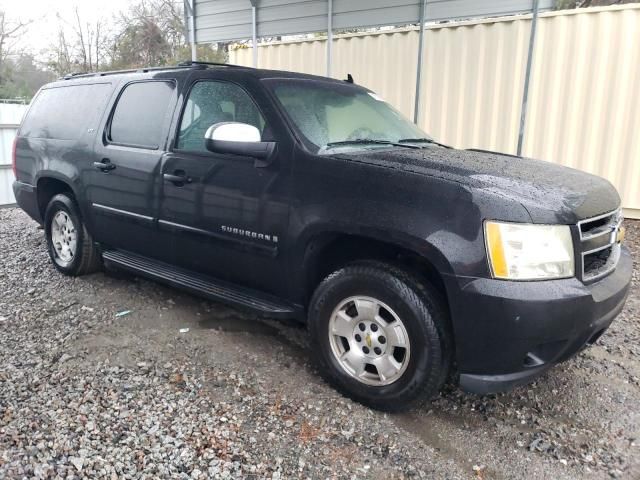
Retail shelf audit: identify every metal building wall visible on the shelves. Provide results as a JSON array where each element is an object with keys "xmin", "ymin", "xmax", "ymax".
[
  {"xmin": 193, "ymin": 0, "xmax": 253, "ymax": 42},
  {"xmin": 0, "ymin": 103, "xmax": 27, "ymax": 205},
  {"xmin": 193, "ymin": 0, "xmax": 554, "ymax": 43},
  {"xmin": 524, "ymin": 6, "xmax": 640, "ymax": 218},
  {"xmin": 194, "ymin": 0, "xmax": 329, "ymax": 42},
  {"xmin": 230, "ymin": 5, "xmax": 640, "ymax": 218}
]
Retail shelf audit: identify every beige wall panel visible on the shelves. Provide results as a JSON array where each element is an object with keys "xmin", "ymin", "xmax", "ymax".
[
  {"xmin": 230, "ymin": 5, "xmax": 640, "ymax": 216},
  {"xmin": 232, "ymin": 39, "xmax": 327, "ymax": 75},
  {"xmin": 332, "ymin": 30, "xmax": 420, "ymax": 120},
  {"xmin": 524, "ymin": 6, "xmax": 640, "ymax": 211},
  {"xmin": 419, "ymin": 18, "xmax": 530, "ymax": 153}
]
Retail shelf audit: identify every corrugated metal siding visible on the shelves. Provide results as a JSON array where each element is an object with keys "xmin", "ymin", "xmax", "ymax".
[
  {"xmin": 195, "ymin": 0, "xmax": 329, "ymax": 42},
  {"xmin": 524, "ymin": 6, "xmax": 640, "ymax": 214},
  {"xmin": 417, "ymin": 17, "xmax": 532, "ymax": 153},
  {"xmin": 257, "ymin": 0, "xmax": 328, "ymax": 38},
  {"xmin": 333, "ymin": 30, "xmax": 420, "ymax": 120},
  {"xmin": 423, "ymin": 0, "xmax": 554, "ymax": 23},
  {"xmin": 250, "ymin": 38, "xmax": 328, "ymax": 76},
  {"xmin": 332, "ymin": 0, "xmax": 554, "ymax": 30},
  {"xmin": 194, "ymin": 0, "xmax": 253, "ymax": 43},
  {"xmin": 194, "ymin": 0, "xmax": 553, "ymax": 43},
  {"xmin": 0, "ymin": 103, "xmax": 27, "ymax": 205},
  {"xmin": 231, "ymin": 5, "xmax": 640, "ymax": 217}
]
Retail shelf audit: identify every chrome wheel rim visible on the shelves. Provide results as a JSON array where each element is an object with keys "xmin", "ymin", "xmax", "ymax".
[
  {"xmin": 50, "ymin": 210, "xmax": 77, "ymax": 266},
  {"xmin": 328, "ymin": 296, "xmax": 411, "ymax": 386}
]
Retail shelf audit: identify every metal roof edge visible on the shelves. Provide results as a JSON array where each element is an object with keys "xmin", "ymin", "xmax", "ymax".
[{"xmin": 231, "ymin": 3, "xmax": 640, "ymax": 50}]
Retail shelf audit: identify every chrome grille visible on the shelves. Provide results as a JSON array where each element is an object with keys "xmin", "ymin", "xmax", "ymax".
[{"xmin": 577, "ymin": 209, "xmax": 623, "ymax": 282}]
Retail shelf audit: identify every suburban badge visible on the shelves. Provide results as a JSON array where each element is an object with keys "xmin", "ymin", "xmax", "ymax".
[{"xmin": 221, "ymin": 225, "xmax": 278, "ymax": 243}]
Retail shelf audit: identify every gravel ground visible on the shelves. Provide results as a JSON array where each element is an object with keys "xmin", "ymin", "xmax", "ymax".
[{"xmin": 0, "ymin": 207, "xmax": 638, "ymax": 479}]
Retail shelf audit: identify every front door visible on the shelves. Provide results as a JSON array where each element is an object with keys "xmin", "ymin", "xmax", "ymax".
[
  {"xmin": 158, "ymin": 77, "xmax": 291, "ymax": 296},
  {"xmin": 87, "ymin": 79, "xmax": 177, "ymax": 258}
]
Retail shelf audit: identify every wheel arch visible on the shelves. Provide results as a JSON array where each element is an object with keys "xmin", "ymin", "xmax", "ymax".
[
  {"xmin": 35, "ymin": 173, "xmax": 85, "ymax": 222},
  {"xmin": 299, "ymin": 229, "xmax": 455, "ymax": 307},
  {"xmin": 41, "ymin": 184, "xmax": 103, "ymax": 276}
]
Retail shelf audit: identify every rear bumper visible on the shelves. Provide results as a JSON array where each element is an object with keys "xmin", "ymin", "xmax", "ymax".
[
  {"xmin": 447, "ymin": 246, "xmax": 632, "ymax": 395},
  {"xmin": 13, "ymin": 181, "xmax": 41, "ymax": 224}
]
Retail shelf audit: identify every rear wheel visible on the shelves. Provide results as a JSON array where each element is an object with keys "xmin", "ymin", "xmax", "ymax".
[
  {"xmin": 308, "ymin": 261, "xmax": 451, "ymax": 411},
  {"xmin": 44, "ymin": 193, "xmax": 102, "ymax": 276}
]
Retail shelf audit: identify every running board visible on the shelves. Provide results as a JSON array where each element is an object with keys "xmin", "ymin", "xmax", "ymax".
[{"xmin": 102, "ymin": 249, "xmax": 301, "ymax": 319}]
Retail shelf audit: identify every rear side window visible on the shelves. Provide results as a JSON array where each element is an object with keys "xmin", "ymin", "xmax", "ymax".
[
  {"xmin": 20, "ymin": 83, "xmax": 111, "ymax": 140},
  {"xmin": 109, "ymin": 81, "xmax": 175, "ymax": 149}
]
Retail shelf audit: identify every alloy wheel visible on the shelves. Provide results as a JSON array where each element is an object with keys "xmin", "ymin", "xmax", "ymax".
[
  {"xmin": 50, "ymin": 210, "xmax": 77, "ymax": 267},
  {"xmin": 328, "ymin": 296, "xmax": 411, "ymax": 386}
]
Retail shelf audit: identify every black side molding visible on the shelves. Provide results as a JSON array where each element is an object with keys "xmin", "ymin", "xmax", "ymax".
[{"xmin": 102, "ymin": 249, "xmax": 302, "ymax": 319}]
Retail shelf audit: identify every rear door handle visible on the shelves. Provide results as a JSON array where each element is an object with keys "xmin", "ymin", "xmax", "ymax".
[
  {"xmin": 94, "ymin": 158, "xmax": 116, "ymax": 172},
  {"xmin": 163, "ymin": 171, "xmax": 192, "ymax": 186}
]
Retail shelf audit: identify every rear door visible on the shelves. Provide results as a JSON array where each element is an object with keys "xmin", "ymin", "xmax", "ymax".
[
  {"xmin": 157, "ymin": 72, "xmax": 293, "ymax": 296},
  {"xmin": 87, "ymin": 77, "xmax": 178, "ymax": 257}
]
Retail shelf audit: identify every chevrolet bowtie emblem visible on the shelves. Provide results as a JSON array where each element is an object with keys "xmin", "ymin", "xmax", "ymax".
[{"xmin": 365, "ymin": 334, "xmax": 372, "ymax": 348}]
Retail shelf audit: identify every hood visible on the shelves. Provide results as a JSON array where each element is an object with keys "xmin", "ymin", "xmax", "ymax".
[{"xmin": 335, "ymin": 147, "xmax": 620, "ymax": 224}]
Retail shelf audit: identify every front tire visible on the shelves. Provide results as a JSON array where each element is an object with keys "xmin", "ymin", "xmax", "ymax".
[
  {"xmin": 44, "ymin": 193, "xmax": 102, "ymax": 276},
  {"xmin": 308, "ymin": 261, "xmax": 450, "ymax": 411}
]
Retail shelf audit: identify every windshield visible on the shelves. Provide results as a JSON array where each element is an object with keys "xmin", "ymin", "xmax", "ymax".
[{"xmin": 268, "ymin": 79, "xmax": 430, "ymax": 154}]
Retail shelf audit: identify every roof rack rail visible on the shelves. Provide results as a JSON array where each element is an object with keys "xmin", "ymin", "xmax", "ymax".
[
  {"xmin": 60, "ymin": 61, "xmax": 249, "ymax": 80},
  {"xmin": 61, "ymin": 64, "xmax": 199, "ymax": 80},
  {"xmin": 62, "ymin": 71, "xmax": 95, "ymax": 79},
  {"xmin": 177, "ymin": 60, "xmax": 245, "ymax": 69}
]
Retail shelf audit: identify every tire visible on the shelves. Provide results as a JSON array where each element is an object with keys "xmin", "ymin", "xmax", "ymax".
[
  {"xmin": 44, "ymin": 193, "xmax": 102, "ymax": 276},
  {"xmin": 308, "ymin": 261, "xmax": 451, "ymax": 411}
]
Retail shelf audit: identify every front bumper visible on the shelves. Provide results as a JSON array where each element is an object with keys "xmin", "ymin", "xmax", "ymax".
[{"xmin": 446, "ymin": 246, "xmax": 632, "ymax": 395}]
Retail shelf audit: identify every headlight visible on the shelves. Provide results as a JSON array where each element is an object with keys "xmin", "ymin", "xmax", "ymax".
[{"xmin": 485, "ymin": 221, "xmax": 574, "ymax": 280}]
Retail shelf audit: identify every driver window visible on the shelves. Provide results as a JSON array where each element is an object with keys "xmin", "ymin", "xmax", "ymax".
[
  {"xmin": 180, "ymin": 99, "xmax": 201, "ymax": 131},
  {"xmin": 177, "ymin": 81, "xmax": 266, "ymax": 153}
]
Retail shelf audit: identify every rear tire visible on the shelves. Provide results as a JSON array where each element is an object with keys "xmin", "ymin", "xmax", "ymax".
[
  {"xmin": 308, "ymin": 261, "xmax": 451, "ymax": 411},
  {"xmin": 44, "ymin": 193, "xmax": 102, "ymax": 276}
]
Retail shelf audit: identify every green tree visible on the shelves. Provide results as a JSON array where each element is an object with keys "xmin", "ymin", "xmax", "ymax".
[
  {"xmin": 0, "ymin": 54, "xmax": 54, "ymax": 100},
  {"xmin": 110, "ymin": 17, "xmax": 173, "ymax": 68},
  {"xmin": 109, "ymin": 0, "xmax": 208, "ymax": 68},
  {"xmin": 176, "ymin": 44, "xmax": 227, "ymax": 64}
]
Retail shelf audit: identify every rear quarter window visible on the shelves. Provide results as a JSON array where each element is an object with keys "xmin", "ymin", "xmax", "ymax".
[
  {"xmin": 108, "ymin": 81, "xmax": 176, "ymax": 149},
  {"xmin": 20, "ymin": 83, "xmax": 112, "ymax": 140}
]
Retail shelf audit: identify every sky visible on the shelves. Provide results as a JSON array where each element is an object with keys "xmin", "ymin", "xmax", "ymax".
[{"xmin": 0, "ymin": 0, "xmax": 139, "ymax": 57}]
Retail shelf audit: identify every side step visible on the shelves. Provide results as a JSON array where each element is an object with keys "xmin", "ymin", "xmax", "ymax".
[{"xmin": 102, "ymin": 249, "xmax": 301, "ymax": 319}]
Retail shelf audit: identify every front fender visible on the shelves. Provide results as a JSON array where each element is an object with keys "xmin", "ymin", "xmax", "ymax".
[{"xmin": 286, "ymin": 148, "xmax": 532, "ymax": 307}]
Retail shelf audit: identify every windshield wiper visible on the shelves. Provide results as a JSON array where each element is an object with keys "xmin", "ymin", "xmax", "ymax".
[
  {"xmin": 325, "ymin": 139, "xmax": 420, "ymax": 150},
  {"xmin": 398, "ymin": 137, "xmax": 451, "ymax": 149}
]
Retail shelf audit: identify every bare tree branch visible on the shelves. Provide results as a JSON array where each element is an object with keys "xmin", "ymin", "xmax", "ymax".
[{"xmin": 0, "ymin": 11, "xmax": 31, "ymax": 66}]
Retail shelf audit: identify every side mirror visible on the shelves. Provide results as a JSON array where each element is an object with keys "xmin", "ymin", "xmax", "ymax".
[{"xmin": 205, "ymin": 122, "xmax": 276, "ymax": 167}]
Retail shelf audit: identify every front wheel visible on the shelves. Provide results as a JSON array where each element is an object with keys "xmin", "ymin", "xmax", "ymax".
[
  {"xmin": 44, "ymin": 193, "xmax": 102, "ymax": 276},
  {"xmin": 308, "ymin": 262, "xmax": 451, "ymax": 411}
]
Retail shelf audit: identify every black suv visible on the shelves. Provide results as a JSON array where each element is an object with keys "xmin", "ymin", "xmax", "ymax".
[{"xmin": 13, "ymin": 62, "xmax": 632, "ymax": 410}]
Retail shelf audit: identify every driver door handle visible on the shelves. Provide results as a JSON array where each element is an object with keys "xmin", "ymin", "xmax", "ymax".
[
  {"xmin": 94, "ymin": 158, "xmax": 116, "ymax": 172},
  {"xmin": 163, "ymin": 170, "xmax": 192, "ymax": 186}
]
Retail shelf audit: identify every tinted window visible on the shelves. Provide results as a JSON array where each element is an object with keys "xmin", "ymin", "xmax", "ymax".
[
  {"xmin": 177, "ymin": 81, "xmax": 265, "ymax": 153},
  {"xmin": 110, "ymin": 81, "xmax": 175, "ymax": 149},
  {"xmin": 21, "ymin": 83, "xmax": 112, "ymax": 140}
]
